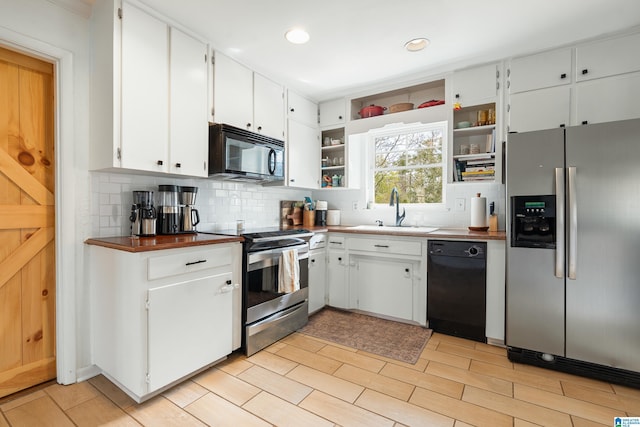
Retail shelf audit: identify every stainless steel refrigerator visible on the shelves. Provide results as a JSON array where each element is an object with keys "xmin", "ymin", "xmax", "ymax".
[{"xmin": 506, "ymin": 118, "xmax": 640, "ymax": 386}]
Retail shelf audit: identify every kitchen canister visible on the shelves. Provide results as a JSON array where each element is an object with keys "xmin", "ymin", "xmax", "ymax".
[
  {"xmin": 469, "ymin": 193, "xmax": 488, "ymax": 231},
  {"xmin": 326, "ymin": 209, "xmax": 341, "ymax": 226}
]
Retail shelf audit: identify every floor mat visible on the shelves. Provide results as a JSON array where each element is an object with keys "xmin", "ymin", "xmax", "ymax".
[{"xmin": 298, "ymin": 307, "xmax": 432, "ymax": 364}]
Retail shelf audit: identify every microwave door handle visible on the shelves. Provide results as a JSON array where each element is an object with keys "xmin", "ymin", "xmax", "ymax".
[{"xmin": 268, "ymin": 148, "xmax": 276, "ymax": 175}]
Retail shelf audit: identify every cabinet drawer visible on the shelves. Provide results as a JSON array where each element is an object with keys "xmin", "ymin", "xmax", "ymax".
[
  {"xmin": 348, "ymin": 237, "xmax": 422, "ymax": 256},
  {"xmin": 148, "ymin": 247, "xmax": 232, "ymax": 281},
  {"xmin": 327, "ymin": 235, "xmax": 345, "ymax": 249}
]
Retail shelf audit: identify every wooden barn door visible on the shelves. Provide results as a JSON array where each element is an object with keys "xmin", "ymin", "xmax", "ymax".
[{"xmin": 0, "ymin": 46, "xmax": 56, "ymax": 398}]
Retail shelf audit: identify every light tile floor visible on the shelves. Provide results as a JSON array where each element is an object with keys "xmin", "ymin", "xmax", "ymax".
[{"xmin": 1, "ymin": 332, "xmax": 639, "ymax": 426}]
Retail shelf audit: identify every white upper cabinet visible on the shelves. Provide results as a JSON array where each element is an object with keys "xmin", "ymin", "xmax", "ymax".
[
  {"xmin": 508, "ymin": 48, "xmax": 572, "ymax": 94},
  {"xmin": 452, "ymin": 63, "xmax": 499, "ymax": 107},
  {"xmin": 120, "ymin": 1, "xmax": 169, "ymax": 172},
  {"xmin": 169, "ymin": 28, "xmax": 208, "ymax": 176},
  {"xmin": 253, "ymin": 73, "xmax": 285, "ymax": 140},
  {"xmin": 576, "ymin": 73, "xmax": 640, "ymax": 125},
  {"xmin": 576, "ymin": 32, "xmax": 640, "ymax": 82},
  {"xmin": 212, "ymin": 52, "xmax": 253, "ymax": 130},
  {"xmin": 287, "ymin": 120, "xmax": 320, "ymax": 188},
  {"xmin": 509, "ymin": 86, "xmax": 571, "ymax": 133},
  {"xmin": 319, "ymin": 98, "xmax": 346, "ymax": 128},
  {"xmin": 89, "ymin": 0, "xmax": 209, "ymax": 177},
  {"xmin": 286, "ymin": 90, "xmax": 320, "ymax": 188},
  {"xmin": 287, "ymin": 90, "xmax": 318, "ymax": 127},
  {"xmin": 213, "ymin": 52, "xmax": 285, "ymax": 140}
]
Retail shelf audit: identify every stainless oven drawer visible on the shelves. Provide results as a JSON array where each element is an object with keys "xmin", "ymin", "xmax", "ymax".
[{"xmin": 245, "ymin": 300, "xmax": 308, "ymax": 356}]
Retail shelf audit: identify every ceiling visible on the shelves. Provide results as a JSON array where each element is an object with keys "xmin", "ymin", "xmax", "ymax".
[{"xmin": 87, "ymin": 0, "xmax": 640, "ymax": 102}]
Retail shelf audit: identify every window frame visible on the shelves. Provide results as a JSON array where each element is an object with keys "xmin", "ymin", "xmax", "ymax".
[{"xmin": 366, "ymin": 121, "xmax": 448, "ymax": 206}]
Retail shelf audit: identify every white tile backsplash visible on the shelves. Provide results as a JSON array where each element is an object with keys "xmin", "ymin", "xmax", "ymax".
[{"xmin": 90, "ymin": 172, "xmax": 310, "ymax": 237}]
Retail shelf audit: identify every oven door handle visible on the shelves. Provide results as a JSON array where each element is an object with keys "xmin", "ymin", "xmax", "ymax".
[
  {"xmin": 248, "ymin": 244, "xmax": 309, "ymax": 269},
  {"xmin": 247, "ymin": 302, "xmax": 307, "ymax": 336}
]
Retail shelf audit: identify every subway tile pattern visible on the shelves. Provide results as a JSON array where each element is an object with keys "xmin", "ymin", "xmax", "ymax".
[{"xmin": 90, "ymin": 172, "xmax": 309, "ymax": 237}]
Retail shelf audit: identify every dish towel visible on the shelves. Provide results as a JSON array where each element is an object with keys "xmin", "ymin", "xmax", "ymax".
[{"xmin": 278, "ymin": 248, "xmax": 300, "ymax": 294}]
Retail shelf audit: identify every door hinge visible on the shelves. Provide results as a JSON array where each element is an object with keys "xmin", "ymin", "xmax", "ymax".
[
  {"xmin": 204, "ymin": 161, "xmax": 207, "ymax": 171},
  {"xmin": 116, "ymin": 147, "xmax": 121, "ymax": 160},
  {"xmin": 145, "ymin": 299, "xmax": 150, "ymax": 310},
  {"xmin": 507, "ymin": 68, "xmax": 511, "ymax": 78},
  {"xmin": 204, "ymin": 53, "xmax": 207, "ymax": 63},
  {"xmin": 117, "ymin": 7, "xmax": 122, "ymax": 19},
  {"xmin": 496, "ymin": 69, "xmax": 500, "ymax": 79},
  {"xmin": 145, "ymin": 373, "xmax": 150, "ymax": 384},
  {"xmin": 496, "ymin": 81, "xmax": 500, "ymax": 90},
  {"xmin": 507, "ymin": 104, "xmax": 511, "ymax": 112}
]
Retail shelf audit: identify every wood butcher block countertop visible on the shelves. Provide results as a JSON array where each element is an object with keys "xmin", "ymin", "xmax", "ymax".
[
  {"xmin": 299, "ymin": 225, "xmax": 506, "ymax": 241},
  {"xmin": 85, "ymin": 233, "xmax": 243, "ymax": 252}
]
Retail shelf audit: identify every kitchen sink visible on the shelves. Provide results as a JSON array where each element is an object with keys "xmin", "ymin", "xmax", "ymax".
[{"xmin": 348, "ymin": 225, "xmax": 439, "ymax": 233}]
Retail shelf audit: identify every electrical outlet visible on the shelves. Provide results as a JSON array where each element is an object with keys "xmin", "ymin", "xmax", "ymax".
[
  {"xmin": 352, "ymin": 201, "xmax": 358, "ymax": 210},
  {"xmin": 455, "ymin": 198, "xmax": 465, "ymax": 212}
]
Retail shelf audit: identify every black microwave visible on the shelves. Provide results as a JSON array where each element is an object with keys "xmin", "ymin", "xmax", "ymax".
[{"xmin": 208, "ymin": 123, "xmax": 285, "ymax": 182}]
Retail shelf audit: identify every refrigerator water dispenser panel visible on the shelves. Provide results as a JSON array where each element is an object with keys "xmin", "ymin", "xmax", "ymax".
[{"xmin": 510, "ymin": 195, "xmax": 556, "ymax": 249}]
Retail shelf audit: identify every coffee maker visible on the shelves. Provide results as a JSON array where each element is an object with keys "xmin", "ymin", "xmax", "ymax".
[
  {"xmin": 156, "ymin": 185, "xmax": 180, "ymax": 235},
  {"xmin": 179, "ymin": 186, "xmax": 200, "ymax": 233},
  {"xmin": 130, "ymin": 191, "xmax": 156, "ymax": 236}
]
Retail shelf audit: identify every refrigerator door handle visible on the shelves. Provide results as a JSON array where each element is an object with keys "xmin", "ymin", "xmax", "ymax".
[
  {"xmin": 555, "ymin": 167, "xmax": 565, "ymax": 278},
  {"xmin": 568, "ymin": 166, "xmax": 577, "ymax": 279}
]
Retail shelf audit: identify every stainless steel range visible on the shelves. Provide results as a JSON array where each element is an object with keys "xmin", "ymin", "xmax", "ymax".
[{"xmin": 200, "ymin": 227, "xmax": 312, "ymax": 355}]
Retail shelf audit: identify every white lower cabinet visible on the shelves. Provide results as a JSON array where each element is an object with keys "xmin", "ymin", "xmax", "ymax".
[
  {"xmin": 350, "ymin": 256, "xmax": 418, "ymax": 322},
  {"xmin": 328, "ymin": 234, "xmax": 426, "ymax": 326},
  {"xmin": 90, "ymin": 242, "xmax": 242, "ymax": 402},
  {"xmin": 327, "ymin": 250, "xmax": 349, "ymax": 309},
  {"xmin": 308, "ymin": 249, "xmax": 327, "ymax": 313},
  {"xmin": 485, "ymin": 240, "xmax": 506, "ymax": 344}
]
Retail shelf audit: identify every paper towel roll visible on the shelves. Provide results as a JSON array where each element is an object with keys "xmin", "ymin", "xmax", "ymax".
[{"xmin": 470, "ymin": 193, "xmax": 487, "ymax": 228}]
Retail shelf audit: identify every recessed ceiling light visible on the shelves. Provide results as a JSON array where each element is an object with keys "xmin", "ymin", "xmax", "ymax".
[
  {"xmin": 285, "ymin": 28, "xmax": 310, "ymax": 44},
  {"xmin": 404, "ymin": 38, "xmax": 429, "ymax": 52}
]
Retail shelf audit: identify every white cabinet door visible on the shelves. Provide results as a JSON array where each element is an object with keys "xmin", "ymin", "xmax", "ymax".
[
  {"xmin": 509, "ymin": 48, "xmax": 572, "ymax": 94},
  {"xmin": 486, "ymin": 240, "xmax": 505, "ymax": 342},
  {"xmin": 319, "ymin": 98, "xmax": 346, "ymax": 128},
  {"xmin": 327, "ymin": 251, "xmax": 348, "ymax": 309},
  {"xmin": 576, "ymin": 72, "xmax": 640, "ymax": 125},
  {"xmin": 147, "ymin": 272, "xmax": 232, "ymax": 393},
  {"xmin": 308, "ymin": 251, "xmax": 326, "ymax": 314},
  {"xmin": 169, "ymin": 28, "xmax": 208, "ymax": 177},
  {"xmin": 121, "ymin": 1, "xmax": 169, "ymax": 172},
  {"xmin": 254, "ymin": 73, "xmax": 285, "ymax": 140},
  {"xmin": 288, "ymin": 90, "xmax": 318, "ymax": 127},
  {"xmin": 453, "ymin": 63, "xmax": 498, "ymax": 106},
  {"xmin": 287, "ymin": 120, "xmax": 320, "ymax": 188},
  {"xmin": 213, "ymin": 52, "xmax": 253, "ymax": 129},
  {"xmin": 576, "ymin": 32, "xmax": 640, "ymax": 82},
  {"xmin": 509, "ymin": 85, "xmax": 571, "ymax": 133},
  {"xmin": 352, "ymin": 256, "xmax": 414, "ymax": 322}
]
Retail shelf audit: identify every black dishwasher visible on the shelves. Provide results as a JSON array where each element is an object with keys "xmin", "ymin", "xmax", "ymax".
[{"xmin": 427, "ymin": 240, "xmax": 486, "ymax": 342}]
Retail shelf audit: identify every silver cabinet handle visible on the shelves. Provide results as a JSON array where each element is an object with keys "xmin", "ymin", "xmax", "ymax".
[
  {"xmin": 568, "ymin": 166, "xmax": 577, "ymax": 280},
  {"xmin": 555, "ymin": 167, "xmax": 565, "ymax": 279}
]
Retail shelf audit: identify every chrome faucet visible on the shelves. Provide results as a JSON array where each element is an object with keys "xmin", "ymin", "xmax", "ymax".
[{"xmin": 389, "ymin": 187, "xmax": 406, "ymax": 226}]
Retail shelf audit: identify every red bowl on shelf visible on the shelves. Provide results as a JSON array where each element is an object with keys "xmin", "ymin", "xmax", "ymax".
[{"xmin": 358, "ymin": 104, "xmax": 386, "ymax": 118}]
